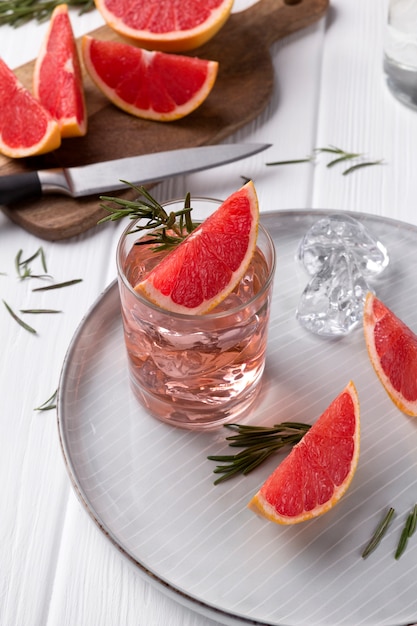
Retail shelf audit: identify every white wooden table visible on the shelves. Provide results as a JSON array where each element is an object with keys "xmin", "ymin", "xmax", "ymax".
[{"xmin": 2, "ymin": 1, "xmax": 417, "ymax": 624}]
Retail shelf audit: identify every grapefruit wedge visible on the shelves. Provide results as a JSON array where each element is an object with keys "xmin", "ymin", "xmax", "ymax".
[
  {"xmin": 363, "ymin": 292, "xmax": 417, "ymax": 416},
  {"xmin": 0, "ymin": 58, "xmax": 61, "ymax": 158},
  {"xmin": 33, "ymin": 4, "xmax": 87, "ymax": 138},
  {"xmin": 248, "ymin": 381, "xmax": 360, "ymax": 525},
  {"xmin": 82, "ymin": 36, "xmax": 218, "ymax": 121},
  {"xmin": 136, "ymin": 180, "xmax": 259, "ymax": 315},
  {"xmin": 94, "ymin": 0, "xmax": 234, "ymax": 52}
]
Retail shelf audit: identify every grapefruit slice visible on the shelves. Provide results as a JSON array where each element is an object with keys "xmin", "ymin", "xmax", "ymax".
[
  {"xmin": 94, "ymin": 0, "xmax": 234, "ymax": 52},
  {"xmin": 363, "ymin": 292, "xmax": 417, "ymax": 416},
  {"xmin": 0, "ymin": 58, "xmax": 61, "ymax": 158},
  {"xmin": 136, "ymin": 180, "xmax": 259, "ymax": 315},
  {"xmin": 248, "ymin": 381, "xmax": 360, "ymax": 525},
  {"xmin": 33, "ymin": 4, "xmax": 87, "ymax": 138},
  {"xmin": 81, "ymin": 36, "xmax": 218, "ymax": 121}
]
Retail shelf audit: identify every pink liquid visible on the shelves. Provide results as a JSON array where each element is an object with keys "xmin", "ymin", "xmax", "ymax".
[{"xmin": 118, "ymin": 230, "xmax": 275, "ymax": 429}]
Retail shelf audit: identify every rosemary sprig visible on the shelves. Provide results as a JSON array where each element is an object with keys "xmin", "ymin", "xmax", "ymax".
[
  {"xmin": 34, "ymin": 389, "xmax": 57, "ymax": 411},
  {"xmin": 0, "ymin": 0, "xmax": 94, "ymax": 27},
  {"xmin": 395, "ymin": 504, "xmax": 417, "ymax": 560},
  {"xmin": 208, "ymin": 421, "xmax": 311, "ymax": 485},
  {"xmin": 266, "ymin": 144, "xmax": 384, "ymax": 176},
  {"xmin": 3, "ymin": 299, "xmax": 37, "ymax": 334},
  {"xmin": 99, "ymin": 184, "xmax": 198, "ymax": 250},
  {"xmin": 361, "ymin": 507, "xmax": 395, "ymax": 559}
]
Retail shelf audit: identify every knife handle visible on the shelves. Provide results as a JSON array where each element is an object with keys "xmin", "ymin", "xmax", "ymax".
[{"xmin": 0, "ymin": 172, "xmax": 42, "ymax": 206}]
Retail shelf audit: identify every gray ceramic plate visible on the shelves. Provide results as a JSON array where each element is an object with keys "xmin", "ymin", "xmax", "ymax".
[{"xmin": 58, "ymin": 210, "xmax": 417, "ymax": 626}]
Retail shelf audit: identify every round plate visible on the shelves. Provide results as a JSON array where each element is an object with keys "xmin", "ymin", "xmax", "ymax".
[{"xmin": 58, "ymin": 210, "xmax": 417, "ymax": 626}]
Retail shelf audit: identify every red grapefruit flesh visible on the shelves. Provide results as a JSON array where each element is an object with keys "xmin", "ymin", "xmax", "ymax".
[
  {"xmin": 33, "ymin": 4, "xmax": 87, "ymax": 138},
  {"xmin": 0, "ymin": 58, "xmax": 61, "ymax": 158},
  {"xmin": 136, "ymin": 180, "xmax": 259, "ymax": 315},
  {"xmin": 94, "ymin": 0, "xmax": 234, "ymax": 52},
  {"xmin": 81, "ymin": 36, "xmax": 218, "ymax": 121},
  {"xmin": 363, "ymin": 292, "xmax": 417, "ymax": 416},
  {"xmin": 248, "ymin": 381, "xmax": 360, "ymax": 525}
]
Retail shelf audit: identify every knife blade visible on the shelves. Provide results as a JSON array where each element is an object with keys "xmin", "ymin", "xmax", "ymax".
[{"xmin": 0, "ymin": 143, "xmax": 270, "ymax": 207}]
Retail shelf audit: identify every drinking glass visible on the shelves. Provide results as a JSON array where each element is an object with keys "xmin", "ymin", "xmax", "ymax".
[
  {"xmin": 384, "ymin": 0, "xmax": 417, "ymax": 109},
  {"xmin": 116, "ymin": 197, "xmax": 276, "ymax": 430}
]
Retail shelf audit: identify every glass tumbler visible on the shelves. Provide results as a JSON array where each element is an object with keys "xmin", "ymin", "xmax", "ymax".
[
  {"xmin": 116, "ymin": 197, "xmax": 276, "ymax": 430},
  {"xmin": 384, "ymin": 0, "xmax": 417, "ymax": 109}
]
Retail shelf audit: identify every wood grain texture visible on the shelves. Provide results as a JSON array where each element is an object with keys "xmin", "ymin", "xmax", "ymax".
[{"xmin": 0, "ymin": 0, "xmax": 328, "ymax": 240}]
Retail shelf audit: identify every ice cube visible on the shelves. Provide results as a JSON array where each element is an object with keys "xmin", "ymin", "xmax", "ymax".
[
  {"xmin": 296, "ymin": 251, "xmax": 371, "ymax": 337},
  {"xmin": 298, "ymin": 214, "xmax": 389, "ymax": 278}
]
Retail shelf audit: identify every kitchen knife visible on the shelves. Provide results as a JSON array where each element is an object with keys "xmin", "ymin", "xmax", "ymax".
[{"xmin": 0, "ymin": 143, "xmax": 270, "ymax": 206}]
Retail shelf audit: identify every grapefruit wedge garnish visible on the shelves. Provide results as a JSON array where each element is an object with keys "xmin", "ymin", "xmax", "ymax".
[
  {"xmin": 81, "ymin": 36, "xmax": 218, "ymax": 121},
  {"xmin": 136, "ymin": 180, "xmax": 259, "ymax": 315},
  {"xmin": 364, "ymin": 292, "xmax": 417, "ymax": 416},
  {"xmin": 0, "ymin": 58, "xmax": 61, "ymax": 158},
  {"xmin": 33, "ymin": 4, "xmax": 87, "ymax": 138},
  {"xmin": 248, "ymin": 381, "xmax": 360, "ymax": 525},
  {"xmin": 94, "ymin": 0, "xmax": 234, "ymax": 52}
]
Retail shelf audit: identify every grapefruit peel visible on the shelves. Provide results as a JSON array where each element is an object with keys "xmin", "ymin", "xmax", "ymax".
[
  {"xmin": 363, "ymin": 291, "xmax": 417, "ymax": 417},
  {"xmin": 248, "ymin": 381, "xmax": 360, "ymax": 525},
  {"xmin": 136, "ymin": 180, "xmax": 259, "ymax": 315},
  {"xmin": 93, "ymin": 0, "xmax": 235, "ymax": 52}
]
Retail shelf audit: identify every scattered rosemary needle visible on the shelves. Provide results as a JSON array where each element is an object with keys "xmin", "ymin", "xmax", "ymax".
[
  {"xmin": 35, "ymin": 389, "xmax": 58, "ymax": 411},
  {"xmin": 99, "ymin": 185, "xmax": 198, "ymax": 250},
  {"xmin": 20, "ymin": 308, "xmax": 62, "ymax": 314},
  {"xmin": 3, "ymin": 299, "xmax": 37, "ymax": 334},
  {"xmin": 32, "ymin": 278, "xmax": 82, "ymax": 292},
  {"xmin": 342, "ymin": 159, "xmax": 384, "ymax": 176},
  {"xmin": 361, "ymin": 507, "xmax": 395, "ymax": 559},
  {"xmin": 208, "ymin": 421, "xmax": 311, "ymax": 485},
  {"xmin": 15, "ymin": 246, "xmax": 49, "ymax": 280},
  {"xmin": 266, "ymin": 157, "xmax": 313, "ymax": 166},
  {"xmin": 395, "ymin": 504, "xmax": 417, "ymax": 560}
]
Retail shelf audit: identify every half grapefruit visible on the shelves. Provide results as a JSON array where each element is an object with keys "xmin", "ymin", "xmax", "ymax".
[
  {"xmin": 94, "ymin": 0, "xmax": 234, "ymax": 52},
  {"xmin": 136, "ymin": 180, "xmax": 259, "ymax": 315},
  {"xmin": 0, "ymin": 58, "xmax": 61, "ymax": 158},
  {"xmin": 33, "ymin": 4, "xmax": 87, "ymax": 138},
  {"xmin": 82, "ymin": 36, "xmax": 218, "ymax": 121},
  {"xmin": 248, "ymin": 381, "xmax": 360, "ymax": 525},
  {"xmin": 363, "ymin": 292, "xmax": 417, "ymax": 416}
]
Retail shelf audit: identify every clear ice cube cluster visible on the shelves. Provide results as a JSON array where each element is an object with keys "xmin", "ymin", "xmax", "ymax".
[{"xmin": 296, "ymin": 214, "xmax": 389, "ymax": 337}]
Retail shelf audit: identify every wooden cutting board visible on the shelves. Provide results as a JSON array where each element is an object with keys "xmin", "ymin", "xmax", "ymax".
[{"xmin": 0, "ymin": 0, "xmax": 328, "ymax": 240}]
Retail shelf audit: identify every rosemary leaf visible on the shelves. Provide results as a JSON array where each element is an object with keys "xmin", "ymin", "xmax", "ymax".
[
  {"xmin": 408, "ymin": 504, "xmax": 417, "ymax": 537},
  {"xmin": 361, "ymin": 507, "xmax": 395, "ymax": 559},
  {"xmin": 15, "ymin": 246, "xmax": 50, "ymax": 280},
  {"xmin": 342, "ymin": 160, "xmax": 384, "ymax": 176},
  {"xmin": 35, "ymin": 389, "xmax": 58, "ymax": 411},
  {"xmin": 266, "ymin": 157, "xmax": 312, "ymax": 166},
  {"xmin": 32, "ymin": 278, "xmax": 82, "ymax": 292},
  {"xmin": 20, "ymin": 308, "xmax": 62, "ymax": 314},
  {"xmin": 395, "ymin": 526, "xmax": 410, "ymax": 560},
  {"xmin": 326, "ymin": 153, "xmax": 361, "ymax": 168},
  {"xmin": 395, "ymin": 505, "xmax": 417, "ymax": 559},
  {"xmin": 3, "ymin": 299, "xmax": 37, "ymax": 334}
]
